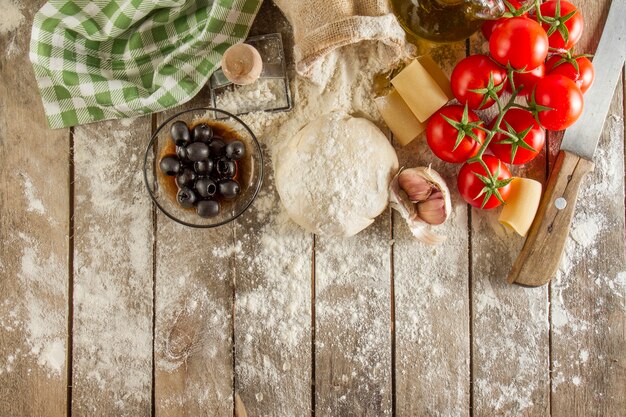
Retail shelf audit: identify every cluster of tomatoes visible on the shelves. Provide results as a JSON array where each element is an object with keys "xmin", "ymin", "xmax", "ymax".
[{"xmin": 426, "ymin": 0, "xmax": 593, "ymax": 209}]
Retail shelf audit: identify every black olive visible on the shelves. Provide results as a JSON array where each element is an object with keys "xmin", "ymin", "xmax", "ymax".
[
  {"xmin": 195, "ymin": 177, "xmax": 217, "ymax": 198},
  {"xmin": 215, "ymin": 157, "xmax": 236, "ymax": 178},
  {"xmin": 208, "ymin": 137, "xmax": 226, "ymax": 156},
  {"xmin": 170, "ymin": 121, "xmax": 191, "ymax": 146},
  {"xmin": 176, "ymin": 145, "xmax": 189, "ymax": 162},
  {"xmin": 218, "ymin": 179, "xmax": 241, "ymax": 199},
  {"xmin": 159, "ymin": 156, "xmax": 181, "ymax": 176},
  {"xmin": 194, "ymin": 159, "xmax": 214, "ymax": 175},
  {"xmin": 197, "ymin": 200, "xmax": 220, "ymax": 218},
  {"xmin": 175, "ymin": 168, "xmax": 197, "ymax": 188},
  {"xmin": 176, "ymin": 187, "xmax": 197, "ymax": 208},
  {"xmin": 225, "ymin": 140, "xmax": 246, "ymax": 160},
  {"xmin": 192, "ymin": 123, "xmax": 213, "ymax": 143},
  {"xmin": 186, "ymin": 142, "xmax": 210, "ymax": 162}
]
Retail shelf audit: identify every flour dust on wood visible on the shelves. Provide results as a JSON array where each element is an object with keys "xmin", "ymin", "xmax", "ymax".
[
  {"xmin": 0, "ymin": 231, "xmax": 67, "ymax": 377},
  {"xmin": 1, "ymin": 169, "xmax": 67, "ymax": 379},
  {"xmin": 0, "ymin": 0, "xmax": 24, "ymax": 34},
  {"xmin": 551, "ymin": 113, "xmax": 625, "ymax": 392},
  {"xmin": 72, "ymin": 122, "xmax": 153, "ymax": 414}
]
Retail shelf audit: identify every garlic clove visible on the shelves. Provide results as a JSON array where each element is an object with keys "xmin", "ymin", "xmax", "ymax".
[
  {"xmin": 221, "ymin": 43, "xmax": 263, "ymax": 86},
  {"xmin": 417, "ymin": 191, "xmax": 446, "ymax": 225},
  {"xmin": 398, "ymin": 168, "xmax": 433, "ymax": 201},
  {"xmin": 389, "ymin": 166, "xmax": 452, "ymax": 244}
]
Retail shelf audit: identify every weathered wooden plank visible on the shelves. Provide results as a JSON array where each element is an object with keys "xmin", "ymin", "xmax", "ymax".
[
  {"xmin": 72, "ymin": 117, "xmax": 154, "ymax": 416},
  {"xmin": 393, "ymin": 41, "xmax": 471, "ymax": 417},
  {"xmin": 469, "ymin": 33, "xmax": 550, "ymax": 416},
  {"xmin": 0, "ymin": 1, "xmax": 69, "ymax": 416},
  {"xmin": 471, "ymin": 209, "xmax": 550, "ymax": 416},
  {"xmin": 550, "ymin": 71, "xmax": 625, "ymax": 417},
  {"xmin": 549, "ymin": 0, "xmax": 625, "ymax": 412},
  {"xmin": 153, "ymin": 103, "xmax": 234, "ymax": 416},
  {"xmin": 315, "ymin": 216, "xmax": 392, "ymax": 416},
  {"xmin": 232, "ymin": 163, "xmax": 313, "ymax": 416},
  {"xmin": 229, "ymin": 4, "xmax": 312, "ymax": 415}
]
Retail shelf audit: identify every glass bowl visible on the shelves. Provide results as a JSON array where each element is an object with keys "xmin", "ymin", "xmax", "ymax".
[{"xmin": 143, "ymin": 107, "xmax": 263, "ymax": 228}]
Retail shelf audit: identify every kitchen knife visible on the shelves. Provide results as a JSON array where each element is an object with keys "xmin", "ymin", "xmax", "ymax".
[{"xmin": 507, "ymin": 0, "xmax": 626, "ymax": 287}]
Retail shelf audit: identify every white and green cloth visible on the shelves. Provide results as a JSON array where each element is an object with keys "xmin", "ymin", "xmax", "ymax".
[{"xmin": 29, "ymin": 0, "xmax": 262, "ymax": 129}]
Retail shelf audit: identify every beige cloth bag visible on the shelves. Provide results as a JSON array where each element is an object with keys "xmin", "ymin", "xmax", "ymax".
[{"xmin": 273, "ymin": 0, "xmax": 407, "ymax": 77}]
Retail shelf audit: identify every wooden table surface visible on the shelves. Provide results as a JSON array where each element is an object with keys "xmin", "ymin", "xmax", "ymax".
[{"xmin": 1, "ymin": 1, "xmax": 624, "ymax": 416}]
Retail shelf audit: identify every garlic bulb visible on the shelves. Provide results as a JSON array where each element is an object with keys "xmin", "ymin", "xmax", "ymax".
[
  {"xmin": 221, "ymin": 43, "xmax": 263, "ymax": 85},
  {"xmin": 389, "ymin": 166, "xmax": 452, "ymax": 244}
]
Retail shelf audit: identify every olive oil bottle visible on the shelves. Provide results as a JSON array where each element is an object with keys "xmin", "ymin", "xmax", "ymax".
[{"xmin": 390, "ymin": 0, "xmax": 505, "ymax": 43}]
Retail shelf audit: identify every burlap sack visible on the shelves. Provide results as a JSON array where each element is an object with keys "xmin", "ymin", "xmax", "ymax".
[{"xmin": 273, "ymin": 0, "xmax": 407, "ymax": 77}]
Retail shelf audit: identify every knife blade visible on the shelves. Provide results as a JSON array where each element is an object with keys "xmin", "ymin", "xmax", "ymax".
[
  {"xmin": 507, "ymin": 0, "xmax": 626, "ymax": 287},
  {"xmin": 560, "ymin": 0, "xmax": 626, "ymax": 160}
]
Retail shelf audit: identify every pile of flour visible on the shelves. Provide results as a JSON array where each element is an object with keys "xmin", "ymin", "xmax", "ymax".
[{"xmin": 225, "ymin": 41, "xmax": 411, "ymax": 160}]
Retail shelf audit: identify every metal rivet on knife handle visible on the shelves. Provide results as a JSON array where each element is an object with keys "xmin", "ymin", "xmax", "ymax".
[{"xmin": 554, "ymin": 198, "xmax": 567, "ymax": 210}]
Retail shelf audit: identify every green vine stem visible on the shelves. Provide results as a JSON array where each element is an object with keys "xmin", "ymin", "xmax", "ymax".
[{"xmin": 467, "ymin": 86, "xmax": 522, "ymax": 166}]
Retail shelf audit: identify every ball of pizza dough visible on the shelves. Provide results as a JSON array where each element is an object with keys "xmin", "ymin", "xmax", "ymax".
[{"xmin": 275, "ymin": 113, "xmax": 399, "ymax": 237}]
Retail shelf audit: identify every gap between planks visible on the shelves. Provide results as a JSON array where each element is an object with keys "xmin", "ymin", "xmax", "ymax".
[
  {"xmin": 389, "ymin": 209, "xmax": 396, "ymax": 417},
  {"xmin": 464, "ymin": 37, "xmax": 475, "ymax": 417},
  {"xmin": 311, "ymin": 234, "xmax": 316, "ymax": 417},
  {"xmin": 150, "ymin": 113, "xmax": 158, "ymax": 417},
  {"xmin": 467, "ymin": 207, "xmax": 474, "ymax": 417},
  {"xmin": 67, "ymin": 126, "xmax": 75, "ymax": 417},
  {"xmin": 389, "ymin": 133, "xmax": 397, "ymax": 417},
  {"xmin": 231, "ymin": 219, "xmax": 237, "ymax": 417}
]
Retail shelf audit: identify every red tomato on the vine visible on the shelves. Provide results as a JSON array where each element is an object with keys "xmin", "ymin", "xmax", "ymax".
[
  {"xmin": 546, "ymin": 55, "xmax": 594, "ymax": 93},
  {"xmin": 481, "ymin": 0, "xmax": 525, "ymax": 40},
  {"xmin": 533, "ymin": 74, "xmax": 584, "ymax": 131},
  {"xmin": 538, "ymin": 0, "xmax": 583, "ymax": 50},
  {"xmin": 426, "ymin": 105, "xmax": 485, "ymax": 163},
  {"xmin": 451, "ymin": 55, "xmax": 508, "ymax": 110},
  {"xmin": 506, "ymin": 63, "xmax": 545, "ymax": 97},
  {"xmin": 457, "ymin": 155, "xmax": 513, "ymax": 209},
  {"xmin": 488, "ymin": 109, "xmax": 546, "ymax": 165},
  {"xmin": 489, "ymin": 17, "xmax": 549, "ymax": 71}
]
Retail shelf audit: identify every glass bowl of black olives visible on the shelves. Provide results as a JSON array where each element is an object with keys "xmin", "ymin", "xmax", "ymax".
[{"xmin": 143, "ymin": 107, "xmax": 263, "ymax": 227}]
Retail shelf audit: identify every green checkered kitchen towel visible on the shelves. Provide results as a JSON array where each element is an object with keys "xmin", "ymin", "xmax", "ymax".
[{"xmin": 30, "ymin": 0, "xmax": 262, "ymax": 129}]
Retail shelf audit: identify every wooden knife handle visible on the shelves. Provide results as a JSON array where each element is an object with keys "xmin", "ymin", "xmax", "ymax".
[{"xmin": 508, "ymin": 150, "xmax": 594, "ymax": 287}]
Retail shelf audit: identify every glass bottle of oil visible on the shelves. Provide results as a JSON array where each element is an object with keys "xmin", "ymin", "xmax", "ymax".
[{"xmin": 390, "ymin": 0, "xmax": 505, "ymax": 43}]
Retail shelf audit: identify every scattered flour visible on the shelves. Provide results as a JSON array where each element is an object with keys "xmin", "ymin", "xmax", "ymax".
[
  {"xmin": 39, "ymin": 339, "xmax": 65, "ymax": 374},
  {"xmin": 549, "ymin": 110, "xmax": 624, "ymax": 395},
  {"xmin": 212, "ymin": 240, "xmax": 242, "ymax": 258},
  {"xmin": 233, "ymin": 206, "xmax": 312, "ymax": 415},
  {"xmin": 22, "ymin": 174, "xmax": 45, "ymax": 215},
  {"xmin": 71, "ymin": 124, "xmax": 154, "ymax": 412},
  {"xmin": 216, "ymin": 78, "xmax": 288, "ymax": 115},
  {"xmin": 119, "ymin": 117, "xmax": 140, "ymax": 127},
  {"xmin": 10, "ymin": 232, "xmax": 67, "ymax": 377},
  {"xmin": 570, "ymin": 219, "xmax": 600, "ymax": 248},
  {"xmin": 0, "ymin": 0, "xmax": 25, "ymax": 34},
  {"xmin": 579, "ymin": 350, "xmax": 589, "ymax": 363}
]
